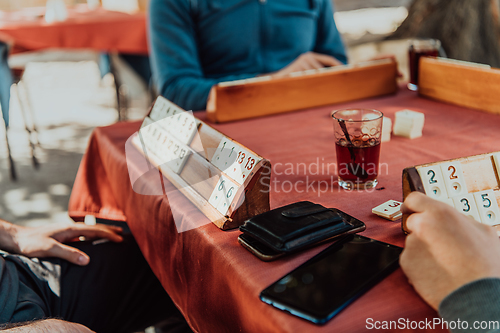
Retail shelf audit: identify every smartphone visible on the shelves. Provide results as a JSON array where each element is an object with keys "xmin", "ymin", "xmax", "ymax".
[
  {"xmin": 260, "ymin": 234, "xmax": 402, "ymax": 324},
  {"xmin": 238, "ymin": 209, "xmax": 366, "ymax": 261},
  {"xmin": 239, "ymin": 233, "xmax": 286, "ymax": 261}
]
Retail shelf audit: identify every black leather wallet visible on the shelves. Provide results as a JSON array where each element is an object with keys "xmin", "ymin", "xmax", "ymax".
[{"xmin": 239, "ymin": 201, "xmax": 365, "ymax": 253}]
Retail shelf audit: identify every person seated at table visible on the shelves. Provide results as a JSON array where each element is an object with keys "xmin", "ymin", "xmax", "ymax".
[
  {"xmin": 0, "ymin": 218, "xmax": 192, "ymax": 333},
  {"xmin": 148, "ymin": 0, "xmax": 347, "ymax": 111},
  {"xmin": 401, "ymin": 192, "xmax": 500, "ymax": 330}
]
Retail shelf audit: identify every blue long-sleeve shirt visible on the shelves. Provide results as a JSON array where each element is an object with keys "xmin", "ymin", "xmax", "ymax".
[{"xmin": 148, "ymin": 0, "xmax": 347, "ymax": 111}]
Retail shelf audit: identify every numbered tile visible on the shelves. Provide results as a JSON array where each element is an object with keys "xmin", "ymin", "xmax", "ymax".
[
  {"xmin": 156, "ymin": 134, "xmax": 172, "ymax": 159},
  {"xmin": 140, "ymin": 116, "xmax": 154, "ymax": 128},
  {"xmin": 225, "ymin": 147, "xmax": 261, "ymax": 185},
  {"xmin": 442, "ymin": 198, "xmax": 455, "ymax": 207},
  {"xmin": 493, "ymin": 153, "xmax": 500, "ymax": 180},
  {"xmin": 174, "ymin": 112, "xmax": 199, "ymax": 145},
  {"xmin": 156, "ymin": 116, "xmax": 172, "ymax": 133},
  {"xmin": 209, "ymin": 175, "xmax": 240, "ymax": 215},
  {"xmin": 417, "ymin": 166, "xmax": 448, "ymax": 201},
  {"xmin": 440, "ymin": 162, "xmax": 468, "ymax": 198},
  {"xmin": 161, "ymin": 136, "xmax": 191, "ymax": 174},
  {"xmin": 452, "ymin": 194, "xmax": 481, "ymax": 222},
  {"xmin": 208, "ymin": 176, "xmax": 225, "ymax": 208},
  {"xmin": 473, "ymin": 190, "xmax": 500, "ymax": 226},
  {"xmin": 149, "ymin": 98, "xmax": 168, "ymax": 121},
  {"xmin": 162, "ymin": 109, "xmax": 179, "ymax": 130},
  {"xmin": 372, "ymin": 200, "xmax": 402, "ymax": 221},
  {"xmin": 173, "ymin": 112, "xmax": 188, "ymax": 137},
  {"xmin": 167, "ymin": 146, "xmax": 191, "ymax": 174},
  {"xmin": 211, "ymin": 139, "xmax": 238, "ymax": 172},
  {"xmin": 216, "ymin": 179, "xmax": 240, "ymax": 216},
  {"xmin": 141, "ymin": 123, "xmax": 163, "ymax": 156},
  {"xmin": 155, "ymin": 132, "xmax": 169, "ymax": 154}
]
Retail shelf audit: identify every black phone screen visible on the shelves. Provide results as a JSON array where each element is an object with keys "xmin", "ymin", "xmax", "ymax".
[{"xmin": 260, "ymin": 234, "xmax": 402, "ymax": 324}]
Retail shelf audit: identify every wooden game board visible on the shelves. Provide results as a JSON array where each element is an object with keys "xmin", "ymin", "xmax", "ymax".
[
  {"xmin": 206, "ymin": 58, "xmax": 399, "ymax": 123},
  {"xmin": 419, "ymin": 57, "xmax": 499, "ymax": 114},
  {"xmin": 131, "ymin": 96, "xmax": 271, "ymax": 230},
  {"xmin": 402, "ymin": 152, "xmax": 500, "ymax": 233}
]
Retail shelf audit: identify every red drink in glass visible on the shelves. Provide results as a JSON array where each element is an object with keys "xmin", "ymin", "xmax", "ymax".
[
  {"xmin": 335, "ymin": 142, "xmax": 380, "ymax": 183},
  {"xmin": 407, "ymin": 39, "xmax": 441, "ymax": 91},
  {"xmin": 332, "ymin": 109, "xmax": 383, "ymax": 190}
]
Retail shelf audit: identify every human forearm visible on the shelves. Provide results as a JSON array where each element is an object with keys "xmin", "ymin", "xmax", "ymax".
[
  {"xmin": 439, "ymin": 278, "xmax": 500, "ymax": 332},
  {"xmin": 162, "ymin": 73, "xmax": 256, "ymax": 111},
  {"xmin": 0, "ymin": 219, "xmax": 21, "ymax": 253},
  {"xmin": 1, "ymin": 319, "xmax": 94, "ymax": 332},
  {"xmin": 0, "ymin": 219, "xmax": 122, "ymax": 265}
]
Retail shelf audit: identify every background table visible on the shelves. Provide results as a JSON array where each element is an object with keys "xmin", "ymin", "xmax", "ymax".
[
  {"xmin": 68, "ymin": 87, "xmax": 500, "ymax": 332},
  {"xmin": 0, "ymin": 4, "xmax": 147, "ymax": 126},
  {"xmin": 0, "ymin": 5, "xmax": 147, "ymax": 54}
]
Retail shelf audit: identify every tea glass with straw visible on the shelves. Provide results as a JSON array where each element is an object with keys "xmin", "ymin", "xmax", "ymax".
[{"xmin": 331, "ymin": 109, "xmax": 383, "ymax": 190}]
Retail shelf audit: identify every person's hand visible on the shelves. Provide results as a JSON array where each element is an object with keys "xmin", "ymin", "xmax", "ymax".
[
  {"xmin": 10, "ymin": 222, "xmax": 123, "ymax": 266},
  {"xmin": 272, "ymin": 52, "xmax": 343, "ymax": 78},
  {"xmin": 400, "ymin": 192, "xmax": 500, "ymax": 310}
]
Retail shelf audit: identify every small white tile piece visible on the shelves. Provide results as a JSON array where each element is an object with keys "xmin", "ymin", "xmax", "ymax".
[
  {"xmin": 393, "ymin": 109, "xmax": 425, "ymax": 139},
  {"xmin": 439, "ymin": 161, "xmax": 468, "ymax": 198},
  {"xmin": 473, "ymin": 190, "xmax": 500, "ymax": 226},
  {"xmin": 417, "ymin": 165, "xmax": 448, "ymax": 201},
  {"xmin": 381, "ymin": 117, "xmax": 392, "ymax": 142},
  {"xmin": 218, "ymin": 78, "xmax": 247, "ymax": 87},
  {"xmin": 452, "ymin": 194, "xmax": 481, "ymax": 222},
  {"xmin": 84, "ymin": 215, "xmax": 96, "ymax": 226},
  {"xmin": 289, "ymin": 71, "xmax": 305, "ymax": 77},
  {"xmin": 243, "ymin": 76, "xmax": 272, "ymax": 84},
  {"xmin": 372, "ymin": 200, "xmax": 403, "ymax": 221}
]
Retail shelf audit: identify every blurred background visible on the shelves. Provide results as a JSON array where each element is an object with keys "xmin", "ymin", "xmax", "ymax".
[{"xmin": 0, "ymin": 0, "xmax": 499, "ymax": 227}]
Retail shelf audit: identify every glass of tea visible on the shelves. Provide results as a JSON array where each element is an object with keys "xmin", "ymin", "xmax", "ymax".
[
  {"xmin": 408, "ymin": 38, "xmax": 441, "ymax": 91},
  {"xmin": 331, "ymin": 109, "xmax": 383, "ymax": 190}
]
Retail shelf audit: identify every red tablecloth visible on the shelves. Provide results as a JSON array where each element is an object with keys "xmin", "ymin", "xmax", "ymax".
[
  {"xmin": 69, "ymin": 87, "xmax": 500, "ymax": 333},
  {"xmin": 0, "ymin": 5, "xmax": 147, "ymax": 54}
]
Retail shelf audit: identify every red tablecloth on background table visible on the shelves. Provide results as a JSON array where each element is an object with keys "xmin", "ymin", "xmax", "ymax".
[
  {"xmin": 0, "ymin": 5, "xmax": 147, "ymax": 54},
  {"xmin": 68, "ymin": 87, "xmax": 500, "ymax": 333}
]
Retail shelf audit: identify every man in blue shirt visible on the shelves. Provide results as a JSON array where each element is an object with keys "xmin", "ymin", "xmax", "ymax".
[{"xmin": 148, "ymin": 0, "xmax": 348, "ymax": 111}]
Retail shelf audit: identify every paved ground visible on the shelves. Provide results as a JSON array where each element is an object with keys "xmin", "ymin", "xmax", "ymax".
[
  {"xmin": 0, "ymin": 1, "xmax": 410, "ymax": 227},
  {"xmin": 0, "ymin": 52, "xmax": 150, "ymax": 226}
]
